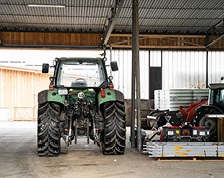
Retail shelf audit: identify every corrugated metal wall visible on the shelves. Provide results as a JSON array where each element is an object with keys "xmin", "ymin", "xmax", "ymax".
[
  {"xmin": 208, "ymin": 51, "xmax": 224, "ymax": 83},
  {"xmin": 107, "ymin": 50, "xmax": 224, "ymax": 99},
  {"xmin": 162, "ymin": 51, "xmax": 207, "ymax": 89},
  {"xmin": 107, "ymin": 50, "xmax": 149, "ymax": 99},
  {"xmin": 150, "ymin": 51, "xmax": 161, "ymax": 67}
]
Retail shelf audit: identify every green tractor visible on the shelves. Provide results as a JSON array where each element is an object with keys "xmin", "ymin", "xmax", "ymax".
[{"xmin": 37, "ymin": 57, "xmax": 126, "ymax": 156}]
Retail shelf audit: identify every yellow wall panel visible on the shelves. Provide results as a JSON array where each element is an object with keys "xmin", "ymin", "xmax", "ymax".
[{"xmin": 0, "ymin": 68, "xmax": 50, "ymax": 108}]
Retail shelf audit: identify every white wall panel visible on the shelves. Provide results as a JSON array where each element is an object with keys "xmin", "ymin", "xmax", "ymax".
[
  {"xmin": 107, "ymin": 50, "xmax": 149, "ymax": 99},
  {"xmin": 162, "ymin": 51, "xmax": 206, "ymax": 89},
  {"xmin": 208, "ymin": 51, "xmax": 224, "ymax": 83},
  {"xmin": 150, "ymin": 51, "xmax": 161, "ymax": 67},
  {"xmin": 140, "ymin": 51, "xmax": 149, "ymax": 99}
]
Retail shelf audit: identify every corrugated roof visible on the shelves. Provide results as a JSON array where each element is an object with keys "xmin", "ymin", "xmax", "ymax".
[{"xmin": 0, "ymin": 0, "xmax": 223, "ymax": 34}]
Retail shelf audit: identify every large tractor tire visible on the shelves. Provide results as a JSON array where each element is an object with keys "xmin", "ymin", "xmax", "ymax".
[
  {"xmin": 101, "ymin": 101, "xmax": 126, "ymax": 155},
  {"xmin": 37, "ymin": 102, "xmax": 61, "ymax": 156},
  {"xmin": 194, "ymin": 107, "xmax": 220, "ymax": 141}
]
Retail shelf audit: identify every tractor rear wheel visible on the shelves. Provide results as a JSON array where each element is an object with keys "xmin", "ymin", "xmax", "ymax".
[
  {"xmin": 101, "ymin": 101, "xmax": 126, "ymax": 155},
  {"xmin": 37, "ymin": 102, "xmax": 61, "ymax": 156},
  {"xmin": 194, "ymin": 107, "xmax": 219, "ymax": 141}
]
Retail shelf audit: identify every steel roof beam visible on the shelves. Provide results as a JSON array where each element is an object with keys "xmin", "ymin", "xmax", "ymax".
[
  {"xmin": 207, "ymin": 33, "xmax": 224, "ymax": 48},
  {"xmin": 206, "ymin": 19, "xmax": 224, "ymax": 47},
  {"xmin": 207, "ymin": 19, "xmax": 224, "ymax": 34},
  {"xmin": 102, "ymin": 0, "xmax": 125, "ymax": 46}
]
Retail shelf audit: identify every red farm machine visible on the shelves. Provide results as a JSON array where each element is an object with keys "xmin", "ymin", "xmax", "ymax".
[{"xmin": 144, "ymin": 83, "xmax": 224, "ymax": 158}]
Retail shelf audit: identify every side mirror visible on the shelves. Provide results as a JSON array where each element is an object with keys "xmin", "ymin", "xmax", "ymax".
[
  {"xmin": 42, "ymin": 63, "xmax": 49, "ymax": 73},
  {"xmin": 111, "ymin": 61, "xmax": 118, "ymax": 71}
]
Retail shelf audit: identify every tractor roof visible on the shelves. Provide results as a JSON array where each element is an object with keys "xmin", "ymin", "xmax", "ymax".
[
  {"xmin": 57, "ymin": 57, "xmax": 103, "ymax": 62},
  {"xmin": 209, "ymin": 83, "xmax": 224, "ymax": 89}
]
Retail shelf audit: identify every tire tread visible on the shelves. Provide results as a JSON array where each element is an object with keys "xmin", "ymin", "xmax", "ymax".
[{"xmin": 37, "ymin": 102, "xmax": 61, "ymax": 156}]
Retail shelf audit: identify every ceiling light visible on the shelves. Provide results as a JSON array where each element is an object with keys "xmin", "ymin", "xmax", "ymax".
[{"xmin": 27, "ymin": 4, "xmax": 65, "ymax": 8}]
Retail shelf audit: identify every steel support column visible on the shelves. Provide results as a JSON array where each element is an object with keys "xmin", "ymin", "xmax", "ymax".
[
  {"xmin": 131, "ymin": 0, "xmax": 141, "ymax": 151},
  {"xmin": 206, "ymin": 50, "xmax": 208, "ymax": 87}
]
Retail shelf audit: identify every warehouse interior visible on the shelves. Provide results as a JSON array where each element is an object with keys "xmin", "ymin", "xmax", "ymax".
[{"xmin": 1, "ymin": 0, "xmax": 224, "ymax": 177}]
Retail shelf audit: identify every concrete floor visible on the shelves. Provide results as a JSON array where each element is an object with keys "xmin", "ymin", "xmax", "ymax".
[{"xmin": 0, "ymin": 122, "xmax": 224, "ymax": 178}]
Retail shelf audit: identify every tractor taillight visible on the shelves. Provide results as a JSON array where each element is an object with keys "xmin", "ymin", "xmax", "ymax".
[
  {"xmin": 100, "ymin": 88, "xmax": 106, "ymax": 98},
  {"xmin": 49, "ymin": 84, "xmax": 54, "ymax": 90},
  {"xmin": 109, "ymin": 85, "xmax": 114, "ymax": 90}
]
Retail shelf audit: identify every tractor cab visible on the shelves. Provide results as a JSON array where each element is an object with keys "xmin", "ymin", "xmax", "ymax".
[{"xmin": 208, "ymin": 83, "xmax": 224, "ymax": 112}]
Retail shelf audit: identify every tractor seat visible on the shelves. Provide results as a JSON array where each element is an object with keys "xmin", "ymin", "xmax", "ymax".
[{"xmin": 71, "ymin": 78, "xmax": 87, "ymax": 87}]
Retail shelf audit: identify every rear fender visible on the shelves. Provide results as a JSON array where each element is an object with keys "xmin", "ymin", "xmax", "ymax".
[
  {"xmin": 98, "ymin": 88, "xmax": 124, "ymax": 106},
  {"xmin": 38, "ymin": 89, "xmax": 65, "ymax": 105},
  {"xmin": 196, "ymin": 105, "xmax": 223, "ymax": 114}
]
